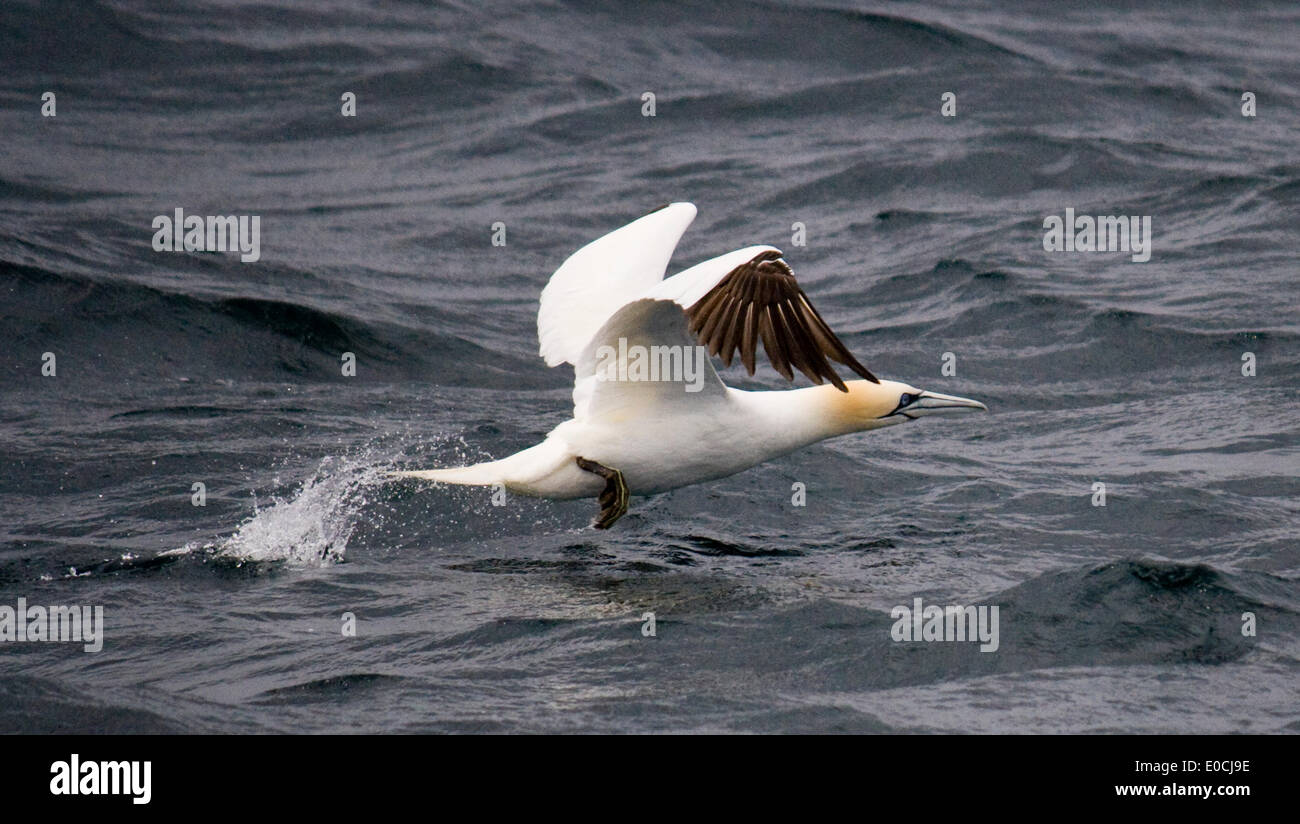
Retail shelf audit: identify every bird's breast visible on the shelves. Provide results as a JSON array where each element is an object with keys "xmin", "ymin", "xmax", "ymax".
[{"xmin": 557, "ymin": 405, "xmax": 787, "ymax": 495}]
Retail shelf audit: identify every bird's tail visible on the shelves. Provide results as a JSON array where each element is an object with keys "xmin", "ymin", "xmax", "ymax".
[
  {"xmin": 387, "ymin": 441, "xmax": 565, "ymax": 491},
  {"xmin": 387, "ymin": 461, "xmax": 509, "ymax": 487}
]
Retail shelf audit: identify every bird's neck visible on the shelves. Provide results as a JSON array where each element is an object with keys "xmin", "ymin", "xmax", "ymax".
[{"xmin": 727, "ymin": 384, "xmax": 874, "ymax": 457}]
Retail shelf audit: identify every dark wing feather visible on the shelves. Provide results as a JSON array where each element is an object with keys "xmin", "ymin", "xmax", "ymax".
[{"xmin": 684, "ymin": 250, "xmax": 878, "ymax": 391}]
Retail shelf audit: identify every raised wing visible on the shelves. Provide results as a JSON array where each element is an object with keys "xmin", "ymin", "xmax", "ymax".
[
  {"xmin": 538, "ymin": 202, "xmax": 697, "ymax": 367},
  {"xmin": 573, "ymin": 299, "xmax": 726, "ymax": 421},
  {"xmin": 673, "ymin": 249, "xmax": 878, "ymax": 391}
]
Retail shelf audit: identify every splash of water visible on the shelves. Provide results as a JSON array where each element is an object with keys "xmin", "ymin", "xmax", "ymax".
[
  {"xmin": 157, "ymin": 433, "xmax": 497, "ymax": 569},
  {"xmin": 214, "ymin": 454, "xmax": 391, "ymax": 566}
]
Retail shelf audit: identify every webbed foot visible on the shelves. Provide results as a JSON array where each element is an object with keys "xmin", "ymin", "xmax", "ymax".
[{"xmin": 575, "ymin": 457, "xmax": 629, "ymax": 529}]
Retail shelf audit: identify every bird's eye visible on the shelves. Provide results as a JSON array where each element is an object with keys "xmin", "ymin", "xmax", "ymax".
[{"xmin": 898, "ymin": 393, "xmax": 915, "ymax": 408}]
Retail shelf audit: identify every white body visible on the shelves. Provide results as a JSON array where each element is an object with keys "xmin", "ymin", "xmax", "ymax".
[{"xmin": 449, "ymin": 384, "xmax": 899, "ymax": 500}]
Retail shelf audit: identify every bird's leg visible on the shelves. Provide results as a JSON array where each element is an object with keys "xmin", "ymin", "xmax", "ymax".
[{"xmin": 575, "ymin": 457, "xmax": 629, "ymax": 529}]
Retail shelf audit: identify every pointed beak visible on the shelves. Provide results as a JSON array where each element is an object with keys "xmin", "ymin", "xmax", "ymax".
[{"xmin": 903, "ymin": 390, "xmax": 988, "ymax": 418}]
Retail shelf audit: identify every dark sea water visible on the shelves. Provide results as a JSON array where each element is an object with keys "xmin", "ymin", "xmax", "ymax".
[{"xmin": 0, "ymin": 0, "xmax": 1296, "ymax": 733}]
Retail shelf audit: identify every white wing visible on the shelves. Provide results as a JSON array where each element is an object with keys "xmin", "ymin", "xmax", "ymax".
[
  {"xmin": 572, "ymin": 299, "xmax": 725, "ymax": 421},
  {"xmin": 537, "ymin": 202, "xmax": 697, "ymax": 367}
]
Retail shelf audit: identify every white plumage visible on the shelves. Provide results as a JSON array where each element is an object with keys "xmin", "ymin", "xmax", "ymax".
[{"xmin": 391, "ymin": 203, "xmax": 986, "ymax": 528}]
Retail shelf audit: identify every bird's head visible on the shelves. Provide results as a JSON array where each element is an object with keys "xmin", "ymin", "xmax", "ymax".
[{"xmin": 831, "ymin": 378, "xmax": 988, "ymax": 432}]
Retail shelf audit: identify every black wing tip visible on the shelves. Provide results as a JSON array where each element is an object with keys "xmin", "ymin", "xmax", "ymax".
[
  {"xmin": 839, "ymin": 356, "xmax": 879, "ymax": 385},
  {"xmin": 824, "ymin": 364, "xmax": 874, "ymax": 391},
  {"xmin": 688, "ymin": 250, "xmax": 881, "ymax": 389}
]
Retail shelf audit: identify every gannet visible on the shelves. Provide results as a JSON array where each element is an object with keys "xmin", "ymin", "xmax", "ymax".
[{"xmin": 391, "ymin": 203, "xmax": 987, "ymax": 528}]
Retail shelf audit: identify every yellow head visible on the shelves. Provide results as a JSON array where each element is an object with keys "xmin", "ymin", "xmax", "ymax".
[{"xmin": 825, "ymin": 378, "xmax": 988, "ymax": 434}]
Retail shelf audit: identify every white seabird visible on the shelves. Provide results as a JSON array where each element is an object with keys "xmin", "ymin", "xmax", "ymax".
[{"xmin": 391, "ymin": 203, "xmax": 987, "ymax": 528}]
